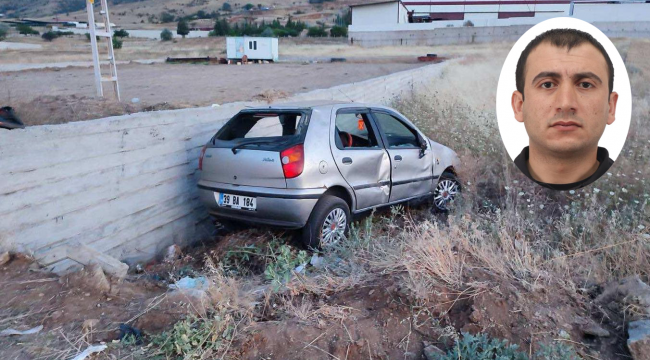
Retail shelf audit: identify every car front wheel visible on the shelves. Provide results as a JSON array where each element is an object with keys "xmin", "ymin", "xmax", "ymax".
[
  {"xmin": 433, "ymin": 171, "xmax": 461, "ymax": 211},
  {"xmin": 301, "ymin": 195, "xmax": 350, "ymax": 249}
]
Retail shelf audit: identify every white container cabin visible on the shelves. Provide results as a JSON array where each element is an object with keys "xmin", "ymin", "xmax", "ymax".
[{"xmin": 226, "ymin": 36, "xmax": 279, "ymax": 62}]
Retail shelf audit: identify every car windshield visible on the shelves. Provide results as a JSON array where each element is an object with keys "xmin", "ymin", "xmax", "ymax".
[{"xmin": 215, "ymin": 111, "xmax": 305, "ymax": 141}]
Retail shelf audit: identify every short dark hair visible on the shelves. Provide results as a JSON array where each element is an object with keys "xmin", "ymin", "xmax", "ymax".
[{"xmin": 515, "ymin": 28, "xmax": 614, "ymax": 99}]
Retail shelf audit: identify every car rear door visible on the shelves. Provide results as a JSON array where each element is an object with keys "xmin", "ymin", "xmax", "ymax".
[
  {"xmin": 370, "ymin": 110, "xmax": 434, "ymax": 202},
  {"xmin": 330, "ymin": 108, "xmax": 390, "ymax": 211}
]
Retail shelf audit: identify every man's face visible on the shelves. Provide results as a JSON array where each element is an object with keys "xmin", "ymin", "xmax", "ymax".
[{"xmin": 512, "ymin": 41, "xmax": 618, "ymax": 155}]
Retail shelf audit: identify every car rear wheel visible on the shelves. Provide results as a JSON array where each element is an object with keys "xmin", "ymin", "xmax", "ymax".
[
  {"xmin": 301, "ymin": 195, "xmax": 350, "ymax": 249},
  {"xmin": 433, "ymin": 171, "xmax": 460, "ymax": 212}
]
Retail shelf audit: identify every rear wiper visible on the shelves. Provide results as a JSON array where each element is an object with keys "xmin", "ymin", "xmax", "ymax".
[{"xmin": 231, "ymin": 140, "xmax": 278, "ymax": 154}]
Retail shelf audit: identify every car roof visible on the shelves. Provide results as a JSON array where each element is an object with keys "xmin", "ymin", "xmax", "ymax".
[{"xmin": 245, "ymin": 100, "xmax": 392, "ymax": 111}]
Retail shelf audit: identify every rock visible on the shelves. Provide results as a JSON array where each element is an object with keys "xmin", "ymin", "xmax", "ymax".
[
  {"xmin": 423, "ymin": 344, "xmax": 446, "ymax": 359},
  {"xmin": 581, "ymin": 322, "xmax": 610, "ymax": 337},
  {"xmin": 0, "ymin": 252, "xmax": 10, "ymax": 266},
  {"xmin": 559, "ymin": 330, "xmax": 571, "ymax": 339},
  {"xmin": 68, "ymin": 264, "xmax": 111, "ymax": 294},
  {"xmin": 596, "ymin": 276, "xmax": 650, "ymax": 319},
  {"xmin": 628, "ymin": 320, "xmax": 650, "ymax": 360},
  {"xmin": 469, "ymin": 306, "xmax": 483, "ymax": 323}
]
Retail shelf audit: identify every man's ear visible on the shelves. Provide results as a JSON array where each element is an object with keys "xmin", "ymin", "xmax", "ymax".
[
  {"xmin": 511, "ymin": 91, "xmax": 524, "ymax": 123},
  {"xmin": 607, "ymin": 91, "xmax": 618, "ymax": 125}
]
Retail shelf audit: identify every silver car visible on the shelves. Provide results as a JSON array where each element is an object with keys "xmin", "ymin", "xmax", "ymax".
[{"xmin": 198, "ymin": 101, "xmax": 460, "ymax": 248}]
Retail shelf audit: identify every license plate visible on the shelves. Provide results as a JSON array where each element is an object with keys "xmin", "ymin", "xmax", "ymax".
[{"xmin": 214, "ymin": 192, "xmax": 257, "ymax": 211}]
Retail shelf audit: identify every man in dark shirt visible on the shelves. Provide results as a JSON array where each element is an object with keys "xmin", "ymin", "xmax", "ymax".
[{"xmin": 511, "ymin": 28, "xmax": 619, "ymax": 190}]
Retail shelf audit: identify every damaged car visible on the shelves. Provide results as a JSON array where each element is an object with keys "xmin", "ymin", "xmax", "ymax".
[{"xmin": 198, "ymin": 101, "xmax": 460, "ymax": 248}]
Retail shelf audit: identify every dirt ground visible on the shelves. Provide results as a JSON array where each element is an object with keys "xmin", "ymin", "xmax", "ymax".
[
  {"xmin": 0, "ymin": 213, "xmax": 634, "ymax": 360},
  {"xmin": 0, "ymin": 61, "xmax": 426, "ymax": 126}
]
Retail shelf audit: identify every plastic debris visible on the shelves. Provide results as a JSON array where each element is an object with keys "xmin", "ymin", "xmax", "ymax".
[
  {"xmin": 70, "ymin": 345, "xmax": 107, "ymax": 360},
  {"xmin": 211, "ymin": 104, "xmax": 220, "ymax": 108},
  {"xmin": 169, "ymin": 276, "xmax": 210, "ymax": 291},
  {"xmin": 0, "ymin": 106, "xmax": 24, "ymax": 130},
  {"xmin": 310, "ymin": 254, "xmax": 323, "ymax": 268},
  {"xmin": 131, "ymin": 98, "xmax": 140, "ymax": 104},
  {"xmin": 0, "ymin": 325, "xmax": 43, "ymax": 336}
]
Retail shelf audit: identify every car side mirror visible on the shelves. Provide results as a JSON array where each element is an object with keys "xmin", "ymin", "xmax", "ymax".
[{"xmin": 418, "ymin": 136, "xmax": 428, "ymax": 158}]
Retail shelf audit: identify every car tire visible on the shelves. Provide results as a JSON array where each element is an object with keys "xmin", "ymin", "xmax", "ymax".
[
  {"xmin": 301, "ymin": 195, "xmax": 350, "ymax": 249},
  {"xmin": 432, "ymin": 171, "xmax": 461, "ymax": 212}
]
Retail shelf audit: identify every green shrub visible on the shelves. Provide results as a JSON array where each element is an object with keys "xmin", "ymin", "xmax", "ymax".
[
  {"xmin": 264, "ymin": 244, "xmax": 308, "ymax": 290},
  {"xmin": 17, "ymin": 24, "xmax": 39, "ymax": 35},
  {"xmin": 41, "ymin": 31, "xmax": 57, "ymax": 41},
  {"xmin": 430, "ymin": 333, "xmax": 580, "ymax": 360},
  {"xmin": 113, "ymin": 29, "xmax": 130, "ymax": 37},
  {"xmin": 222, "ymin": 2, "xmax": 232, "ymax": 11},
  {"xmin": 160, "ymin": 11, "xmax": 175, "ymax": 23},
  {"xmin": 260, "ymin": 27, "xmax": 274, "ymax": 37},
  {"xmin": 160, "ymin": 28, "xmax": 173, "ymax": 41},
  {"xmin": 244, "ymin": 3, "xmax": 254, "ymax": 10},
  {"xmin": 329, "ymin": 25, "xmax": 347, "ymax": 37},
  {"xmin": 149, "ymin": 315, "xmax": 235, "ymax": 358},
  {"xmin": 307, "ymin": 26, "xmax": 327, "ymax": 37}
]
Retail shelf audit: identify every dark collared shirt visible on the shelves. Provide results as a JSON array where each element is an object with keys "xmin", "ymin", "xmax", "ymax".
[{"xmin": 514, "ymin": 146, "xmax": 614, "ymax": 191}]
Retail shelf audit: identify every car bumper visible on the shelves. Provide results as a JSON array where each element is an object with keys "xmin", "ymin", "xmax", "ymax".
[{"xmin": 197, "ymin": 180, "xmax": 325, "ymax": 229}]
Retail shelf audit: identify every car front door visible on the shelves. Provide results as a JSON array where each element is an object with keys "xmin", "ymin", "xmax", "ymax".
[
  {"xmin": 330, "ymin": 109, "xmax": 391, "ymax": 211},
  {"xmin": 371, "ymin": 110, "xmax": 434, "ymax": 203}
]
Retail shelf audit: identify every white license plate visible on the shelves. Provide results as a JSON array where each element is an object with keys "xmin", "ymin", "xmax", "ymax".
[{"xmin": 214, "ymin": 192, "xmax": 257, "ymax": 211}]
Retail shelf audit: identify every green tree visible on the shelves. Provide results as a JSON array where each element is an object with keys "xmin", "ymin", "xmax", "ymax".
[
  {"xmin": 260, "ymin": 27, "xmax": 274, "ymax": 37},
  {"xmin": 244, "ymin": 3, "xmax": 254, "ymax": 10},
  {"xmin": 113, "ymin": 29, "xmax": 130, "ymax": 37},
  {"xmin": 112, "ymin": 36, "xmax": 123, "ymax": 49},
  {"xmin": 329, "ymin": 25, "xmax": 347, "ymax": 37},
  {"xmin": 211, "ymin": 18, "xmax": 230, "ymax": 36},
  {"xmin": 160, "ymin": 28, "xmax": 173, "ymax": 41},
  {"xmin": 160, "ymin": 12, "xmax": 175, "ymax": 23},
  {"xmin": 41, "ymin": 31, "xmax": 58, "ymax": 41},
  {"xmin": 177, "ymin": 19, "xmax": 190, "ymax": 38},
  {"xmin": 222, "ymin": 2, "xmax": 232, "ymax": 11},
  {"xmin": 307, "ymin": 26, "xmax": 326, "ymax": 37}
]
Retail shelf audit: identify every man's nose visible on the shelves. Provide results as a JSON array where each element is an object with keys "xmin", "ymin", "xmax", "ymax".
[{"xmin": 556, "ymin": 82, "xmax": 578, "ymax": 115}]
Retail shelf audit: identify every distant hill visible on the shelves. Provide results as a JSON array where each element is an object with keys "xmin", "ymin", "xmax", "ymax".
[{"xmin": 0, "ymin": 0, "xmax": 356, "ymax": 28}]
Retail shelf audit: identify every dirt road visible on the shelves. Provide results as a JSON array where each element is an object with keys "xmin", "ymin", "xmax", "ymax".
[{"xmin": 1, "ymin": 61, "xmax": 425, "ymax": 107}]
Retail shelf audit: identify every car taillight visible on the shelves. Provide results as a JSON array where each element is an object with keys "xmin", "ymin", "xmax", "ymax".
[
  {"xmin": 280, "ymin": 144, "xmax": 304, "ymax": 179},
  {"xmin": 198, "ymin": 145, "xmax": 208, "ymax": 170}
]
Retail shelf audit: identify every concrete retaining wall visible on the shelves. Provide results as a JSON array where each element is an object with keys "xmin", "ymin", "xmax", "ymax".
[
  {"xmin": 350, "ymin": 21, "xmax": 650, "ymax": 47},
  {"xmin": 0, "ymin": 61, "xmax": 447, "ymax": 274}
]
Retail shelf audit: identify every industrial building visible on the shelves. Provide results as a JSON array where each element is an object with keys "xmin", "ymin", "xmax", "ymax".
[{"xmin": 348, "ymin": 0, "xmax": 650, "ymax": 46}]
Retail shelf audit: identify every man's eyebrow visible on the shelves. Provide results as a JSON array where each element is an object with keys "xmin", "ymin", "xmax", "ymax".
[
  {"xmin": 572, "ymin": 72, "xmax": 603, "ymax": 84},
  {"xmin": 531, "ymin": 71, "xmax": 561, "ymax": 85}
]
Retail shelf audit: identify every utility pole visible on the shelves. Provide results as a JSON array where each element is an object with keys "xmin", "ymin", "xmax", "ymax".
[{"xmin": 86, "ymin": 0, "xmax": 121, "ymax": 101}]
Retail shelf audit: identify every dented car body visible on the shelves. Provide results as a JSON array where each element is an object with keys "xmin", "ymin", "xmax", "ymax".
[{"xmin": 198, "ymin": 101, "xmax": 460, "ymax": 247}]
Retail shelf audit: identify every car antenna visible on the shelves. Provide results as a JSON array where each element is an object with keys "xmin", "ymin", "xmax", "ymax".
[{"xmin": 337, "ymin": 89, "xmax": 355, "ymax": 103}]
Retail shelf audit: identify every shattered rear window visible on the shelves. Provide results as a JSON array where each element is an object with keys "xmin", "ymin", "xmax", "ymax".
[{"xmin": 215, "ymin": 111, "xmax": 305, "ymax": 141}]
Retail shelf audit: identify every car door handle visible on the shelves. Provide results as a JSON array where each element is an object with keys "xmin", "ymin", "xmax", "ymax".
[
  {"xmin": 394, "ymin": 155, "xmax": 402, "ymax": 162},
  {"xmin": 342, "ymin": 157, "xmax": 353, "ymax": 165}
]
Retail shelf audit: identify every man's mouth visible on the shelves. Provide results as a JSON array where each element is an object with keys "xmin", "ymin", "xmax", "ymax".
[{"xmin": 550, "ymin": 121, "xmax": 581, "ymax": 131}]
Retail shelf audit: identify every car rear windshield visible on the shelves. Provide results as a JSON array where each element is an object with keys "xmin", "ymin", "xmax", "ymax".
[{"xmin": 214, "ymin": 110, "xmax": 307, "ymax": 142}]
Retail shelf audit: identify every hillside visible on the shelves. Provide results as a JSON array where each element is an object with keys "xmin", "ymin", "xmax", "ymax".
[{"xmin": 0, "ymin": 0, "xmax": 355, "ymax": 28}]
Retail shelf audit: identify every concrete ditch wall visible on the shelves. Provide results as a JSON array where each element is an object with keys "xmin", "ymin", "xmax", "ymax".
[
  {"xmin": 0, "ymin": 61, "xmax": 447, "ymax": 274},
  {"xmin": 350, "ymin": 21, "xmax": 650, "ymax": 47}
]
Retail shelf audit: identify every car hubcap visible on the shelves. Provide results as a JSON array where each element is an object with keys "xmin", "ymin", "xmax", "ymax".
[
  {"xmin": 434, "ymin": 179, "xmax": 459, "ymax": 210},
  {"xmin": 320, "ymin": 208, "xmax": 347, "ymax": 247}
]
